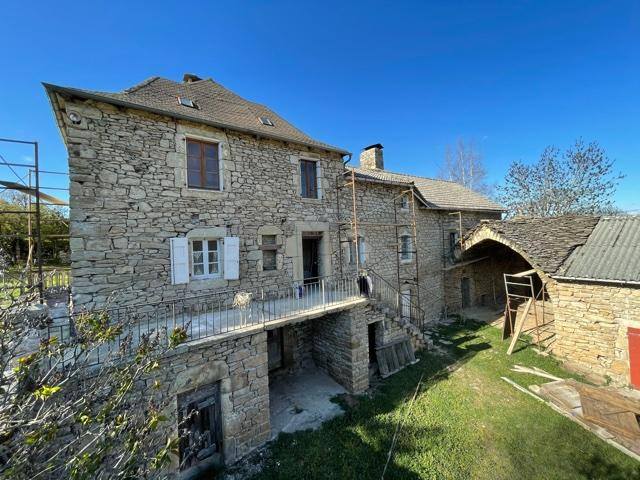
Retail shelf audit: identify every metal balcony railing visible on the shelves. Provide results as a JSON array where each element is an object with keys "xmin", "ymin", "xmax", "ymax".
[{"xmin": 46, "ymin": 273, "xmax": 362, "ymax": 366}]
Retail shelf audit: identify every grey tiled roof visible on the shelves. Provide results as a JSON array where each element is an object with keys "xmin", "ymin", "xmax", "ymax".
[
  {"xmin": 469, "ymin": 215, "xmax": 601, "ymax": 273},
  {"xmin": 350, "ymin": 167, "xmax": 503, "ymax": 212},
  {"xmin": 44, "ymin": 77, "xmax": 348, "ymax": 154},
  {"xmin": 558, "ymin": 216, "xmax": 640, "ymax": 284}
]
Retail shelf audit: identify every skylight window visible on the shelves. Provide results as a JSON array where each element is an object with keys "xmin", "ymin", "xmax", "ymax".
[
  {"xmin": 178, "ymin": 97, "xmax": 197, "ymax": 108},
  {"xmin": 259, "ymin": 116, "xmax": 274, "ymax": 126}
]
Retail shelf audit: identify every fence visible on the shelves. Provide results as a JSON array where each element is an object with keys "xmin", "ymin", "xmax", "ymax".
[
  {"xmin": 46, "ymin": 273, "xmax": 362, "ymax": 366},
  {"xmin": 0, "ymin": 268, "xmax": 70, "ymax": 300}
]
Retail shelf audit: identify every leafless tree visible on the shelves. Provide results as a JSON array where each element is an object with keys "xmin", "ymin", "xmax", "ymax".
[
  {"xmin": 439, "ymin": 138, "xmax": 491, "ymax": 195},
  {"xmin": 498, "ymin": 139, "xmax": 624, "ymax": 217}
]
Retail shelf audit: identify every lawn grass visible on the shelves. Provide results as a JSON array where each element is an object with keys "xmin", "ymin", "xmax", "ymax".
[{"xmin": 250, "ymin": 320, "xmax": 640, "ymax": 480}]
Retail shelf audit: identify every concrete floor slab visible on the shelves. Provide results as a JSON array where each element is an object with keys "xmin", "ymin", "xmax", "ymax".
[{"xmin": 269, "ymin": 367, "xmax": 346, "ymax": 439}]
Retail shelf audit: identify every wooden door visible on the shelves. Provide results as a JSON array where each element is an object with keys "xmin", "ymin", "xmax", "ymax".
[
  {"xmin": 461, "ymin": 277, "xmax": 471, "ymax": 308},
  {"xmin": 302, "ymin": 237, "xmax": 320, "ymax": 283},
  {"xmin": 629, "ymin": 327, "xmax": 640, "ymax": 389}
]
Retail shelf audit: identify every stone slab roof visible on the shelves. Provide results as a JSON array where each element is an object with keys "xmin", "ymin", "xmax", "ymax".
[
  {"xmin": 465, "ymin": 215, "xmax": 601, "ymax": 273},
  {"xmin": 350, "ymin": 167, "xmax": 503, "ymax": 212},
  {"xmin": 558, "ymin": 216, "xmax": 640, "ymax": 284},
  {"xmin": 43, "ymin": 77, "xmax": 349, "ymax": 154}
]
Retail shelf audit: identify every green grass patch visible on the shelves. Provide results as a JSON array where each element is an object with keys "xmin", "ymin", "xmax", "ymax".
[{"xmin": 250, "ymin": 321, "xmax": 640, "ymax": 480}]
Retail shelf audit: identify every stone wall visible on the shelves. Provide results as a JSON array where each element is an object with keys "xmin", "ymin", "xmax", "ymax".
[
  {"xmin": 54, "ymin": 95, "xmax": 345, "ymax": 308},
  {"xmin": 552, "ymin": 281, "xmax": 640, "ymax": 386},
  {"xmin": 312, "ymin": 306, "xmax": 369, "ymax": 393},
  {"xmin": 339, "ymin": 179, "xmax": 499, "ymax": 321},
  {"xmin": 103, "ymin": 329, "xmax": 271, "ymax": 475}
]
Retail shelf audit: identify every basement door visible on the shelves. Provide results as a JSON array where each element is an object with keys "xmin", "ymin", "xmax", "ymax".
[{"xmin": 461, "ymin": 277, "xmax": 471, "ymax": 308}]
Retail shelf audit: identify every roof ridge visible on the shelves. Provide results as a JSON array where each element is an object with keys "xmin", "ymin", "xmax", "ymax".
[
  {"xmin": 123, "ymin": 76, "xmax": 160, "ymax": 93},
  {"xmin": 353, "ymin": 166, "xmax": 457, "ymax": 184}
]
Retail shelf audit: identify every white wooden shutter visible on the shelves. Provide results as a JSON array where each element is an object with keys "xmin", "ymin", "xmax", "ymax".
[
  {"xmin": 170, "ymin": 237, "xmax": 189, "ymax": 285},
  {"xmin": 223, "ymin": 237, "xmax": 240, "ymax": 280}
]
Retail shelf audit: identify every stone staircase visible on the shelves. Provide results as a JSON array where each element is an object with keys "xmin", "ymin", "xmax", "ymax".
[{"xmin": 366, "ymin": 295, "xmax": 432, "ymax": 352}]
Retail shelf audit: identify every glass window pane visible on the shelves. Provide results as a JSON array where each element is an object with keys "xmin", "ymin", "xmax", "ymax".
[
  {"xmin": 187, "ymin": 156, "xmax": 201, "ymax": 170},
  {"xmin": 193, "ymin": 251, "xmax": 203, "ymax": 263},
  {"xmin": 187, "ymin": 140, "xmax": 201, "ymax": 157},
  {"xmin": 193, "ymin": 264, "xmax": 205, "ymax": 276},
  {"xmin": 263, "ymin": 250, "xmax": 276, "ymax": 270},
  {"xmin": 209, "ymin": 261, "xmax": 219, "ymax": 274},
  {"xmin": 207, "ymin": 240, "xmax": 218, "ymax": 252},
  {"xmin": 205, "ymin": 157, "xmax": 219, "ymax": 173},
  {"xmin": 192, "ymin": 240, "xmax": 203, "ymax": 252},
  {"xmin": 188, "ymin": 169, "xmax": 202, "ymax": 188},
  {"xmin": 203, "ymin": 144, "xmax": 218, "ymax": 160},
  {"xmin": 204, "ymin": 172, "xmax": 219, "ymax": 189},
  {"xmin": 262, "ymin": 235, "xmax": 276, "ymax": 246}
]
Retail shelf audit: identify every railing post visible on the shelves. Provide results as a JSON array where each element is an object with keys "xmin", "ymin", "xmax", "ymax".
[
  {"xmin": 321, "ymin": 279, "xmax": 326, "ymax": 309},
  {"xmin": 261, "ymin": 288, "xmax": 265, "ymax": 324}
]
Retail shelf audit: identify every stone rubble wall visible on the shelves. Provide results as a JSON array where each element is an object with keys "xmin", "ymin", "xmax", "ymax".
[
  {"xmin": 57, "ymin": 96, "xmax": 344, "ymax": 309},
  {"xmin": 552, "ymin": 281, "xmax": 640, "ymax": 386},
  {"xmin": 312, "ymin": 306, "xmax": 370, "ymax": 394},
  {"xmin": 339, "ymin": 179, "xmax": 499, "ymax": 321}
]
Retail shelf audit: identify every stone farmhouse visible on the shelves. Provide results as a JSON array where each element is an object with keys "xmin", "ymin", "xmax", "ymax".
[
  {"xmin": 459, "ymin": 215, "xmax": 640, "ymax": 388},
  {"xmin": 43, "ymin": 74, "xmax": 502, "ymax": 474}
]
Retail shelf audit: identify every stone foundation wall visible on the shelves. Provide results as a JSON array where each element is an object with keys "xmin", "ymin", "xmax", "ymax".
[
  {"xmin": 312, "ymin": 306, "xmax": 369, "ymax": 393},
  {"xmin": 155, "ymin": 331, "xmax": 270, "ymax": 469},
  {"xmin": 552, "ymin": 281, "xmax": 640, "ymax": 386}
]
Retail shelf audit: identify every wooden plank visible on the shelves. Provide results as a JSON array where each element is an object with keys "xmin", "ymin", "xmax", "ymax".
[
  {"xmin": 507, "ymin": 298, "xmax": 533, "ymax": 355},
  {"xmin": 502, "ymin": 377, "xmax": 640, "ymax": 462}
]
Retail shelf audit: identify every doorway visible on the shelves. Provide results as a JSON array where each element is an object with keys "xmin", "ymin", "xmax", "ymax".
[
  {"xmin": 268, "ymin": 328, "xmax": 284, "ymax": 371},
  {"xmin": 368, "ymin": 322, "xmax": 377, "ymax": 365},
  {"xmin": 401, "ymin": 289, "xmax": 411, "ymax": 320},
  {"xmin": 302, "ymin": 234, "xmax": 321, "ymax": 284},
  {"xmin": 461, "ymin": 277, "xmax": 471, "ymax": 308}
]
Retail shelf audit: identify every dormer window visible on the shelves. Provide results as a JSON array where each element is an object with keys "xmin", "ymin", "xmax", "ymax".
[
  {"xmin": 178, "ymin": 97, "xmax": 197, "ymax": 109},
  {"xmin": 259, "ymin": 116, "xmax": 274, "ymax": 126}
]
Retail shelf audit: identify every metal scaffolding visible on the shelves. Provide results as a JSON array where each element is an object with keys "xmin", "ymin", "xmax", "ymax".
[
  {"xmin": 0, "ymin": 137, "xmax": 69, "ymax": 301},
  {"xmin": 336, "ymin": 167, "xmax": 422, "ymax": 309}
]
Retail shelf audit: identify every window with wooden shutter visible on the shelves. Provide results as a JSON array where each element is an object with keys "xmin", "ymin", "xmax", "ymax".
[
  {"xmin": 170, "ymin": 237, "xmax": 190, "ymax": 285},
  {"xmin": 223, "ymin": 237, "xmax": 240, "ymax": 280},
  {"xmin": 187, "ymin": 139, "xmax": 220, "ymax": 190},
  {"xmin": 300, "ymin": 159, "xmax": 318, "ymax": 198}
]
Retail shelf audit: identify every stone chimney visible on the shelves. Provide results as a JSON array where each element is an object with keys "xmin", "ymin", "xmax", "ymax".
[
  {"xmin": 183, "ymin": 73, "xmax": 202, "ymax": 83},
  {"xmin": 359, "ymin": 144, "xmax": 384, "ymax": 170}
]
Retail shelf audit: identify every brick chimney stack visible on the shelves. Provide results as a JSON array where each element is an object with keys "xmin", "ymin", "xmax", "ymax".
[{"xmin": 359, "ymin": 144, "xmax": 384, "ymax": 170}]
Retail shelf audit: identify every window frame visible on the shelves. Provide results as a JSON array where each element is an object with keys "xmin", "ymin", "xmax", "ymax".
[
  {"xmin": 400, "ymin": 194, "xmax": 410, "ymax": 210},
  {"xmin": 186, "ymin": 138, "xmax": 222, "ymax": 191},
  {"xmin": 300, "ymin": 159, "xmax": 319, "ymax": 199},
  {"xmin": 190, "ymin": 238, "xmax": 223, "ymax": 279},
  {"xmin": 260, "ymin": 234, "xmax": 278, "ymax": 271},
  {"xmin": 400, "ymin": 234, "xmax": 412, "ymax": 261},
  {"xmin": 348, "ymin": 236, "xmax": 366, "ymax": 265}
]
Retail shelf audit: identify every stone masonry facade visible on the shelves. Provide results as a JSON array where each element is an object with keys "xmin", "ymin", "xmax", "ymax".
[
  {"xmin": 553, "ymin": 281, "xmax": 640, "ymax": 386},
  {"xmin": 56, "ymin": 96, "xmax": 344, "ymax": 308},
  {"xmin": 340, "ymin": 178, "xmax": 499, "ymax": 321}
]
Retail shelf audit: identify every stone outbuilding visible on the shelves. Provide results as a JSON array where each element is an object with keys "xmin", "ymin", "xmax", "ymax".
[{"xmin": 457, "ymin": 215, "xmax": 640, "ymax": 388}]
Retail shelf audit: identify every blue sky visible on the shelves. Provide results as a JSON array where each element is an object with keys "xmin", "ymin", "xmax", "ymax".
[{"xmin": 1, "ymin": 1, "xmax": 638, "ymax": 210}]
